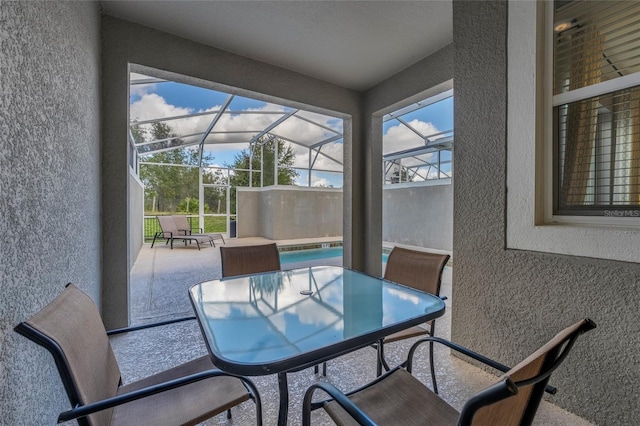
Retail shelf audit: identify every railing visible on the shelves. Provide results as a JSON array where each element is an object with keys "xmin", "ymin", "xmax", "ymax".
[{"xmin": 143, "ymin": 215, "xmax": 231, "ymax": 242}]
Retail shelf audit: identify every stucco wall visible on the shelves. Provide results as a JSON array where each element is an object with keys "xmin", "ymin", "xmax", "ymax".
[
  {"xmin": 382, "ymin": 182, "xmax": 452, "ymax": 252},
  {"xmin": 101, "ymin": 16, "xmax": 364, "ymax": 327},
  {"xmin": 129, "ymin": 170, "xmax": 144, "ymax": 265},
  {"xmin": 452, "ymin": 2, "xmax": 640, "ymax": 424},
  {"xmin": 362, "ymin": 45, "xmax": 453, "ymax": 276},
  {"xmin": 237, "ymin": 187, "xmax": 343, "ymax": 239},
  {"xmin": 0, "ymin": 2, "xmax": 102, "ymax": 423}
]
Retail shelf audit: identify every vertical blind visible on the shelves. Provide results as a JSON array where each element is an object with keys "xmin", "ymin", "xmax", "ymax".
[{"xmin": 554, "ymin": 0, "xmax": 640, "ymax": 214}]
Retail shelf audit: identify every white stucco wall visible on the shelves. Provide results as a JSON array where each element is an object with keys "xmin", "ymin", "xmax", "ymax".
[
  {"xmin": 0, "ymin": 2, "xmax": 102, "ymax": 423},
  {"xmin": 129, "ymin": 170, "xmax": 144, "ymax": 264},
  {"xmin": 237, "ymin": 186, "xmax": 343, "ymax": 239},
  {"xmin": 383, "ymin": 181, "xmax": 453, "ymax": 252}
]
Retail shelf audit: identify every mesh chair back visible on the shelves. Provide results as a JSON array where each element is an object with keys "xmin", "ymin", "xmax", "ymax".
[
  {"xmin": 172, "ymin": 215, "xmax": 193, "ymax": 234},
  {"xmin": 220, "ymin": 243, "xmax": 281, "ymax": 277},
  {"xmin": 469, "ymin": 319, "xmax": 594, "ymax": 426},
  {"xmin": 16, "ymin": 284, "xmax": 121, "ymax": 426},
  {"xmin": 157, "ymin": 215, "xmax": 179, "ymax": 235},
  {"xmin": 384, "ymin": 247, "xmax": 450, "ymax": 296}
]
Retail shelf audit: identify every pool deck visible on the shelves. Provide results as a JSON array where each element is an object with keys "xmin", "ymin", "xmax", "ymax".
[{"xmin": 110, "ymin": 237, "xmax": 595, "ymax": 425}]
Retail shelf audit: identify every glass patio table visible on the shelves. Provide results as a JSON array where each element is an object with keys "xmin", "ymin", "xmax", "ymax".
[{"xmin": 189, "ymin": 265, "xmax": 446, "ymax": 426}]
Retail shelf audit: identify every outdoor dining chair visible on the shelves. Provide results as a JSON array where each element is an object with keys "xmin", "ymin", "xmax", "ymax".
[
  {"xmin": 172, "ymin": 215, "xmax": 225, "ymax": 247},
  {"xmin": 14, "ymin": 283, "xmax": 263, "ymax": 426},
  {"xmin": 316, "ymin": 247, "xmax": 450, "ymax": 379},
  {"xmin": 302, "ymin": 318, "xmax": 596, "ymax": 426},
  {"xmin": 377, "ymin": 247, "xmax": 450, "ymax": 387},
  {"xmin": 220, "ymin": 243, "xmax": 281, "ymax": 278},
  {"xmin": 151, "ymin": 215, "xmax": 213, "ymax": 250}
]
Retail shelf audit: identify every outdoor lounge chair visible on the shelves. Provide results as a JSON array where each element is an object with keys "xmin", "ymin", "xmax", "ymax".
[
  {"xmin": 172, "ymin": 215, "xmax": 225, "ymax": 247},
  {"xmin": 377, "ymin": 247, "xmax": 450, "ymax": 385},
  {"xmin": 220, "ymin": 243, "xmax": 281, "ymax": 278},
  {"xmin": 14, "ymin": 283, "xmax": 263, "ymax": 426},
  {"xmin": 151, "ymin": 215, "xmax": 213, "ymax": 250},
  {"xmin": 302, "ymin": 318, "xmax": 596, "ymax": 426}
]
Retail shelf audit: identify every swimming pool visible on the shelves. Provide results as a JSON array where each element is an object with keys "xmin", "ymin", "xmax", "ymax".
[
  {"xmin": 279, "ymin": 246, "xmax": 390, "ymax": 264},
  {"xmin": 279, "ymin": 246, "xmax": 343, "ymax": 263}
]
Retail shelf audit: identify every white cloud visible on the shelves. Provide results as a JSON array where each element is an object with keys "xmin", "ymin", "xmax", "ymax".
[
  {"xmin": 311, "ymin": 177, "xmax": 331, "ymax": 187},
  {"xmin": 131, "ymin": 90, "xmax": 345, "ymax": 173},
  {"xmin": 129, "ymin": 73, "xmax": 158, "ymax": 98},
  {"xmin": 383, "ymin": 119, "xmax": 441, "ymax": 155}
]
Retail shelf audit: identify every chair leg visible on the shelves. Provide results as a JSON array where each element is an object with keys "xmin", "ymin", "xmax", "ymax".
[
  {"xmin": 151, "ymin": 233, "xmax": 159, "ymax": 248},
  {"xmin": 429, "ymin": 340, "xmax": 439, "ymax": 394},
  {"xmin": 376, "ymin": 339, "xmax": 390, "ymax": 376},
  {"xmin": 314, "ymin": 364, "xmax": 319, "ymax": 374},
  {"xmin": 323, "ymin": 361, "xmax": 327, "ymax": 376},
  {"xmin": 227, "ymin": 409, "xmax": 232, "ymax": 419}
]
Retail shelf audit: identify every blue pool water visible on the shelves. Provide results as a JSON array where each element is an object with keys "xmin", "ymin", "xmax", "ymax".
[
  {"xmin": 279, "ymin": 247, "xmax": 390, "ymax": 264},
  {"xmin": 279, "ymin": 247, "xmax": 343, "ymax": 263}
]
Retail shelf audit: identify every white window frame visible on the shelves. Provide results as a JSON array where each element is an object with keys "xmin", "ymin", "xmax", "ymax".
[{"xmin": 506, "ymin": 0, "xmax": 640, "ymax": 263}]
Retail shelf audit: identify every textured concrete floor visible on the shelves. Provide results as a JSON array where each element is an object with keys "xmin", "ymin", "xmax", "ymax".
[{"xmin": 109, "ymin": 240, "xmax": 596, "ymax": 425}]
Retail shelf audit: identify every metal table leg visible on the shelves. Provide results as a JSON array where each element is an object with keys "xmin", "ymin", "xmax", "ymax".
[{"xmin": 277, "ymin": 372, "xmax": 289, "ymax": 426}]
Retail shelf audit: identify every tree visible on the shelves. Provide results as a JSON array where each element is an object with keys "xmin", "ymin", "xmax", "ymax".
[
  {"xmin": 137, "ymin": 122, "xmax": 216, "ymax": 213},
  {"xmin": 226, "ymin": 136, "xmax": 298, "ymax": 213}
]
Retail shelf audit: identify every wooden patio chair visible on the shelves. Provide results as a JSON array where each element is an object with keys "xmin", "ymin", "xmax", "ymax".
[
  {"xmin": 172, "ymin": 215, "xmax": 225, "ymax": 247},
  {"xmin": 151, "ymin": 215, "xmax": 213, "ymax": 250},
  {"xmin": 220, "ymin": 243, "xmax": 281, "ymax": 278},
  {"xmin": 14, "ymin": 283, "xmax": 263, "ymax": 426},
  {"xmin": 302, "ymin": 318, "xmax": 596, "ymax": 426}
]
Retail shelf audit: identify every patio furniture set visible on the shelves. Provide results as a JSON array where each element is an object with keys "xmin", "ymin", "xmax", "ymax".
[{"xmin": 14, "ymin": 245, "xmax": 595, "ymax": 425}]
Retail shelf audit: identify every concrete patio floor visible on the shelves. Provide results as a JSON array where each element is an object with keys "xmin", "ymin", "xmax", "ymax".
[{"xmin": 109, "ymin": 238, "xmax": 595, "ymax": 425}]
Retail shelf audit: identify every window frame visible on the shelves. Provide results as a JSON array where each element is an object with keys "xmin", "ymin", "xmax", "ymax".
[
  {"xmin": 505, "ymin": 0, "xmax": 640, "ymax": 264},
  {"xmin": 543, "ymin": 0, "xmax": 640, "ymax": 225}
]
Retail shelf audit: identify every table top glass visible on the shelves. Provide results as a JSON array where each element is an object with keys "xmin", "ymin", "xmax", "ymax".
[{"xmin": 189, "ymin": 265, "xmax": 446, "ymax": 375}]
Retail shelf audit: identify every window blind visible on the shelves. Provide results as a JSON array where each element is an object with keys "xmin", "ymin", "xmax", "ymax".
[
  {"xmin": 553, "ymin": 0, "xmax": 640, "ymax": 215},
  {"xmin": 554, "ymin": 1, "xmax": 640, "ymax": 95}
]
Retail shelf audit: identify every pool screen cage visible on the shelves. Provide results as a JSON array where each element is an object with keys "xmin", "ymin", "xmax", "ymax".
[
  {"xmin": 130, "ymin": 73, "xmax": 453, "ymax": 239},
  {"xmin": 129, "ymin": 72, "xmax": 345, "ymax": 239}
]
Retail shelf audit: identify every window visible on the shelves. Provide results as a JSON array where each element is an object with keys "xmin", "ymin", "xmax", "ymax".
[{"xmin": 553, "ymin": 0, "xmax": 640, "ymax": 216}]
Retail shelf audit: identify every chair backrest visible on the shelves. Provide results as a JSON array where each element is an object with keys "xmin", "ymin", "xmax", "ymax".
[
  {"xmin": 157, "ymin": 215, "xmax": 179, "ymax": 235},
  {"xmin": 462, "ymin": 318, "xmax": 596, "ymax": 426},
  {"xmin": 220, "ymin": 243, "xmax": 281, "ymax": 277},
  {"xmin": 14, "ymin": 284, "xmax": 121, "ymax": 426},
  {"xmin": 172, "ymin": 215, "xmax": 192, "ymax": 233},
  {"xmin": 383, "ymin": 246, "xmax": 450, "ymax": 296}
]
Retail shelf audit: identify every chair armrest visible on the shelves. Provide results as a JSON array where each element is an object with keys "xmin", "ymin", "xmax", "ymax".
[
  {"xmin": 106, "ymin": 316, "xmax": 196, "ymax": 336},
  {"xmin": 458, "ymin": 378, "xmax": 518, "ymax": 425},
  {"xmin": 57, "ymin": 369, "xmax": 255, "ymax": 423},
  {"xmin": 302, "ymin": 382, "xmax": 376, "ymax": 426},
  {"xmin": 406, "ymin": 336, "xmax": 556, "ymax": 395}
]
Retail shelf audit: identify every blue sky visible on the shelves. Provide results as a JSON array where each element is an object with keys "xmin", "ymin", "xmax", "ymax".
[{"xmin": 130, "ymin": 74, "xmax": 453, "ymax": 187}]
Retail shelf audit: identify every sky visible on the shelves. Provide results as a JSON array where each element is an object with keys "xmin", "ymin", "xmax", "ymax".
[{"xmin": 129, "ymin": 73, "xmax": 453, "ymax": 187}]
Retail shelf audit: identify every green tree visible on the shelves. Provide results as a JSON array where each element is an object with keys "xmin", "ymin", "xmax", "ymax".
[
  {"xmin": 138, "ymin": 122, "xmax": 217, "ymax": 213},
  {"xmin": 226, "ymin": 136, "xmax": 298, "ymax": 213}
]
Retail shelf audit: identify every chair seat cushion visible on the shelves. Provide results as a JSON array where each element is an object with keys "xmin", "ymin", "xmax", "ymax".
[
  {"xmin": 324, "ymin": 369, "xmax": 459, "ymax": 426},
  {"xmin": 111, "ymin": 356, "xmax": 250, "ymax": 426}
]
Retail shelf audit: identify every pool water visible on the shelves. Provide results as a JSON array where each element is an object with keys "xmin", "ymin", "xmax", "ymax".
[
  {"xmin": 279, "ymin": 247, "xmax": 390, "ymax": 264},
  {"xmin": 279, "ymin": 247, "xmax": 343, "ymax": 263}
]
